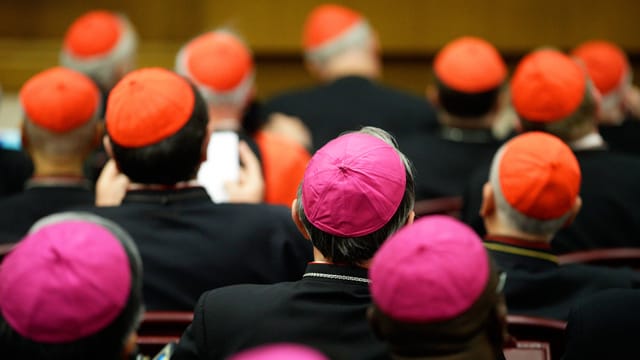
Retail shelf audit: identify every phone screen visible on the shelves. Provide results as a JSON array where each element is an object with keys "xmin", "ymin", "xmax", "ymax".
[{"xmin": 198, "ymin": 131, "xmax": 240, "ymax": 203}]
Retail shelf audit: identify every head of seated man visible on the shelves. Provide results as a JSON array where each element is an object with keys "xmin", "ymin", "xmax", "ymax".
[
  {"xmin": 368, "ymin": 216, "xmax": 509, "ymax": 360},
  {"xmin": 292, "ymin": 126, "xmax": 415, "ymax": 267},
  {"xmin": 572, "ymin": 40, "xmax": 633, "ymax": 125},
  {"xmin": 302, "ymin": 4, "xmax": 381, "ymax": 82},
  {"xmin": 511, "ymin": 49, "xmax": 600, "ymax": 145},
  {"xmin": 61, "ymin": 10, "xmax": 138, "ymax": 94},
  {"xmin": 21, "ymin": 66, "xmax": 102, "ymax": 178},
  {"xmin": 431, "ymin": 36, "xmax": 507, "ymax": 130},
  {"xmin": 0, "ymin": 212, "xmax": 143, "ymax": 360},
  {"xmin": 104, "ymin": 67, "xmax": 208, "ymax": 186},
  {"xmin": 481, "ymin": 131, "xmax": 582, "ymax": 242}
]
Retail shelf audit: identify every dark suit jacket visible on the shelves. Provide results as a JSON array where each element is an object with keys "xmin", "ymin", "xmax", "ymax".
[
  {"xmin": 82, "ymin": 187, "xmax": 313, "ymax": 310},
  {"xmin": 262, "ymin": 76, "xmax": 438, "ymax": 151},
  {"xmin": 485, "ymin": 235, "xmax": 640, "ymax": 320},
  {"xmin": 0, "ymin": 179, "xmax": 94, "ymax": 243},
  {"xmin": 0, "ymin": 149, "xmax": 32, "ymax": 198},
  {"xmin": 563, "ymin": 289, "xmax": 640, "ymax": 360},
  {"xmin": 463, "ymin": 148, "xmax": 640, "ymax": 253},
  {"xmin": 400, "ymin": 127, "xmax": 505, "ymax": 200},
  {"xmin": 172, "ymin": 263, "xmax": 391, "ymax": 360},
  {"xmin": 599, "ymin": 116, "xmax": 640, "ymax": 156}
]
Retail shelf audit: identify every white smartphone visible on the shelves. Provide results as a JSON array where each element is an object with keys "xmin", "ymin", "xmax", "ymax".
[{"xmin": 197, "ymin": 131, "xmax": 240, "ymax": 203}]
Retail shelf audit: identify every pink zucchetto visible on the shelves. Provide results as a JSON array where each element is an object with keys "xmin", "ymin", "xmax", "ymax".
[
  {"xmin": 370, "ymin": 215, "xmax": 490, "ymax": 322},
  {"xmin": 229, "ymin": 343, "xmax": 328, "ymax": 360},
  {"xmin": 0, "ymin": 218, "xmax": 133, "ymax": 343},
  {"xmin": 302, "ymin": 132, "xmax": 406, "ymax": 237}
]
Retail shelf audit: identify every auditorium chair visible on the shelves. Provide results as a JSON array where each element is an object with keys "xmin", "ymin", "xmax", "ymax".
[
  {"xmin": 414, "ymin": 196, "xmax": 463, "ymax": 218},
  {"xmin": 136, "ymin": 311, "xmax": 193, "ymax": 356},
  {"xmin": 507, "ymin": 315, "xmax": 566, "ymax": 360},
  {"xmin": 504, "ymin": 341, "xmax": 551, "ymax": 360}
]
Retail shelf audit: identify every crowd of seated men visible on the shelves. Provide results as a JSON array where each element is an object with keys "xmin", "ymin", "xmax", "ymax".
[{"xmin": 1, "ymin": 3, "xmax": 640, "ymax": 360}]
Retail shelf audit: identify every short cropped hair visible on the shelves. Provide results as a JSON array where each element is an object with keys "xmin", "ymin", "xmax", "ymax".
[
  {"xmin": 110, "ymin": 84, "xmax": 208, "ymax": 185},
  {"xmin": 436, "ymin": 78, "xmax": 502, "ymax": 118},
  {"xmin": 24, "ymin": 115, "xmax": 99, "ymax": 157},
  {"xmin": 0, "ymin": 212, "xmax": 143, "ymax": 360},
  {"xmin": 296, "ymin": 127, "xmax": 415, "ymax": 265}
]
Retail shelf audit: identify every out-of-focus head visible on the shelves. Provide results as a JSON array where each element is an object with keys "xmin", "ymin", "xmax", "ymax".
[
  {"xmin": 105, "ymin": 67, "xmax": 208, "ymax": 185},
  {"xmin": 302, "ymin": 4, "xmax": 375, "ymax": 69},
  {"xmin": 295, "ymin": 126, "xmax": 414, "ymax": 265},
  {"xmin": 60, "ymin": 10, "xmax": 138, "ymax": 92},
  {"xmin": 434, "ymin": 36, "xmax": 507, "ymax": 119},
  {"xmin": 19, "ymin": 66, "xmax": 101, "ymax": 156},
  {"xmin": 510, "ymin": 49, "xmax": 598, "ymax": 141},
  {"xmin": 229, "ymin": 343, "xmax": 328, "ymax": 360},
  {"xmin": 176, "ymin": 30, "xmax": 254, "ymax": 109},
  {"xmin": 572, "ymin": 40, "xmax": 632, "ymax": 120},
  {"xmin": 0, "ymin": 212, "xmax": 143, "ymax": 360},
  {"xmin": 368, "ymin": 215, "xmax": 505, "ymax": 359},
  {"xmin": 488, "ymin": 132, "xmax": 581, "ymax": 236}
]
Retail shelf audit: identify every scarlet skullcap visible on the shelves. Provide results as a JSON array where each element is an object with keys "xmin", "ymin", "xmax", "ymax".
[
  {"xmin": 178, "ymin": 31, "xmax": 253, "ymax": 92},
  {"xmin": 20, "ymin": 67, "xmax": 100, "ymax": 133},
  {"xmin": 63, "ymin": 10, "xmax": 123, "ymax": 58},
  {"xmin": 229, "ymin": 344, "xmax": 328, "ymax": 360},
  {"xmin": 302, "ymin": 132, "xmax": 406, "ymax": 237},
  {"xmin": 511, "ymin": 49, "xmax": 587, "ymax": 123},
  {"xmin": 370, "ymin": 216, "xmax": 490, "ymax": 322},
  {"xmin": 0, "ymin": 219, "xmax": 132, "ymax": 342},
  {"xmin": 303, "ymin": 4, "xmax": 363, "ymax": 51},
  {"xmin": 497, "ymin": 132, "xmax": 581, "ymax": 220},
  {"xmin": 434, "ymin": 36, "xmax": 507, "ymax": 93},
  {"xmin": 106, "ymin": 68, "xmax": 195, "ymax": 148},
  {"xmin": 572, "ymin": 40, "xmax": 630, "ymax": 96}
]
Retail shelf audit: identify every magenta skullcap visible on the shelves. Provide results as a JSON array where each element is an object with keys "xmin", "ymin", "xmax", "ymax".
[
  {"xmin": 302, "ymin": 132, "xmax": 406, "ymax": 237},
  {"xmin": 229, "ymin": 343, "xmax": 328, "ymax": 360},
  {"xmin": 370, "ymin": 215, "xmax": 490, "ymax": 322},
  {"xmin": 0, "ymin": 219, "xmax": 132, "ymax": 343}
]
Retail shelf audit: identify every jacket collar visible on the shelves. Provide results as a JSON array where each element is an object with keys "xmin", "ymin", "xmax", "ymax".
[
  {"xmin": 302, "ymin": 262, "xmax": 370, "ymax": 284},
  {"xmin": 484, "ymin": 235, "xmax": 558, "ymax": 265}
]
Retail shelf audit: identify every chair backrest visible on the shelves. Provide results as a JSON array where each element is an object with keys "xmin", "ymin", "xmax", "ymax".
[
  {"xmin": 0, "ymin": 243, "xmax": 15, "ymax": 263},
  {"xmin": 136, "ymin": 311, "xmax": 193, "ymax": 356},
  {"xmin": 504, "ymin": 341, "xmax": 551, "ymax": 360},
  {"xmin": 558, "ymin": 248, "xmax": 640, "ymax": 270},
  {"xmin": 414, "ymin": 196, "xmax": 463, "ymax": 218},
  {"xmin": 507, "ymin": 315, "xmax": 566, "ymax": 360}
]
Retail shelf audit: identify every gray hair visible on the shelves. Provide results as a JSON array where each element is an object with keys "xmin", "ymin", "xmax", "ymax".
[
  {"xmin": 519, "ymin": 84, "xmax": 598, "ymax": 143},
  {"xmin": 489, "ymin": 145, "xmax": 574, "ymax": 237},
  {"xmin": 23, "ymin": 115, "xmax": 99, "ymax": 157}
]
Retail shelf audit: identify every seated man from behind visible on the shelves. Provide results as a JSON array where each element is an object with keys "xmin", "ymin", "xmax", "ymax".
[
  {"xmin": 480, "ymin": 132, "xmax": 640, "ymax": 320},
  {"xmin": 0, "ymin": 212, "xmax": 143, "ymax": 360},
  {"xmin": 368, "ymin": 216, "xmax": 509, "ymax": 360},
  {"xmin": 172, "ymin": 126, "xmax": 415, "ymax": 360},
  {"xmin": 262, "ymin": 4, "xmax": 437, "ymax": 151},
  {"xmin": 401, "ymin": 36, "xmax": 510, "ymax": 200},
  {"xmin": 0, "ymin": 67, "xmax": 100, "ymax": 243},
  {"xmin": 84, "ymin": 68, "xmax": 312, "ymax": 310}
]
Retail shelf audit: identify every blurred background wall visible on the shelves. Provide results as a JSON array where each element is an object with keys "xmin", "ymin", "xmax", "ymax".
[{"xmin": 1, "ymin": 0, "xmax": 639, "ymax": 105}]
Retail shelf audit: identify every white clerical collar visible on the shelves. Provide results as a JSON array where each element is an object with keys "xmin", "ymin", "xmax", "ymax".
[{"xmin": 568, "ymin": 132, "xmax": 606, "ymax": 151}]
